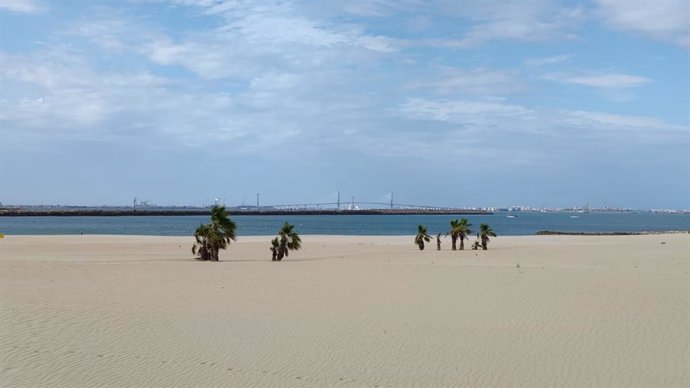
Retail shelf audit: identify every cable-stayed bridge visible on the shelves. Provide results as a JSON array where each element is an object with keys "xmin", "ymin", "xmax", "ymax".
[
  {"xmin": 262, "ymin": 201, "xmax": 451, "ymax": 211},
  {"xmin": 1, "ymin": 194, "xmax": 493, "ymax": 216},
  {"xmin": 231, "ymin": 198, "xmax": 490, "ymax": 214},
  {"xmin": 245, "ymin": 192, "xmax": 473, "ymax": 211},
  {"xmin": 1, "ymin": 205, "xmax": 491, "ymax": 216}
]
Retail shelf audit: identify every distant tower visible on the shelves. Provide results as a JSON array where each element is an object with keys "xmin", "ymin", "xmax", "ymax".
[
  {"xmin": 337, "ymin": 191, "xmax": 340, "ymax": 210},
  {"xmin": 390, "ymin": 192, "xmax": 394, "ymax": 209},
  {"xmin": 351, "ymin": 195, "xmax": 355, "ymax": 210},
  {"xmin": 133, "ymin": 197, "xmax": 137, "ymax": 209},
  {"xmin": 256, "ymin": 193, "xmax": 260, "ymax": 209}
]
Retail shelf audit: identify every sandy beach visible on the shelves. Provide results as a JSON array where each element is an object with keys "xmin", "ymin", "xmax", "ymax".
[{"xmin": 1, "ymin": 234, "xmax": 688, "ymax": 387}]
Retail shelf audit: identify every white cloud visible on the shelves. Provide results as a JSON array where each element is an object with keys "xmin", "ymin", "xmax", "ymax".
[
  {"xmin": 595, "ymin": 0, "xmax": 690, "ymax": 48},
  {"xmin": 1, "ymin": 0, "xmax": 687, "ymax": 166},
  {"xmin": 427, "ymin": 0, "xmax": 584, "ymax": 47},
  {"xmin": 524, "ymin": 54, "xmax": 573, "ymax": 66},
  {"xmin": 0, "ymin": 51, "xmax": 86, "ymax": 88},
  {"xmin": 0, "ymin": 2, "xmax": 403, "ymax": 152},
  {"xmin": 167, "ymin": 0, "xmax": 399, "ymax": 51},
  {"xmin": 560, "ymin": 110, "xmax": 689, "ymax": 143},
  {"xmin": 3, "ymin": 40, "xmax": 682, "ymax": 163},
  {"xmin": 69, "ymin": 13, "xmax": 163, "ymax": 53},
  {"xmin": 408, "ymin": 67, "xmax": 525, "ymax": 95},
  {"xmin": 166, "ymin": 0, "xmax": 584, "ymax": 53},
  {"xmin": 127, "ymin": 1, "xmax": 401, "ymax": 81},
  {"xmin": 145, "ymin": 37, "xmax": 248, "ymax": 79},
  {"xmin": 340, "ymin": 0, "xmax": 402, "ymax": 17},
  {"xmin": 0, "ymin": 50, "xmax": 173, "ymax": 141},
  {"xmin": 566, "ymin": 110, "xmax": 676, "ymax": 129},
  {"xmin": 0, "ymin": 46, "xmax": 382, "ymax": 153},
  {"xmin": 398, "ymin": 97, "xmax": 689, "ymax": 144},
  {"xmin": 163, "ymin": 0, "xmax": 689, "ymax": 50},
  {"xmin": 0, "ymin": 0, "xmax": 44, "ymax": 13},
  {"xmin": 230, "ymin": 12, "xmax": 398, "ymax": 52},
  {"xmin": 541, "ymin": 72, "xmax": 652, "ymax": 88},
  {"xmin": 401, "ymin": 98, "xmax": 531, "ymax": 121}
]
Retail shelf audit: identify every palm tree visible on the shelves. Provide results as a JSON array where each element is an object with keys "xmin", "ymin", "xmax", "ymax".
[
  {"xmin": 457, "ymin": 218, "xmax": 472, "ymax": 250},
  {"xmin": 447, "ymin": 219, "xmax": 460, "ymax": 250},
  {"xmin": 192, "ymin": 224, "xmax": 213, "ymax": 261},
  {"xmin": 191, "ymin": 205, "xmax": 237, "ymax": 261},
  {"xmin": 270, "ymin": 237, "xmax": 279, "ymax": 261},
  {"xmin": 436, "ymin": 233, "xmax": 442, "ymax": 250},
  {"xmin": 275, "ymin": 222, "xmax": 302, "ymax": 261},
  {"xmin": 479, "ymin": 223, "xmax": 497, "ymax": 250},
  {"xmin": 414, "ymin": 224, "xmax": 432, "ymax": 250}
]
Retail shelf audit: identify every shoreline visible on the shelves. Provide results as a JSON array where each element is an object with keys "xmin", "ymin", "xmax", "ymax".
[
  {"xmin": 536, "ymin": 230, "xmax": 689, "ymax": 235},
  {"xmin": 1, "ymin": 230, "xmax": 687, "ymax": 238}
]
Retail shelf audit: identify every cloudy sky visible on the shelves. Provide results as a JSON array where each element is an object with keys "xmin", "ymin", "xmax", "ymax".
[{"xmin": 0, "ymin": 0, "xmax": 688, "ymax": 209}]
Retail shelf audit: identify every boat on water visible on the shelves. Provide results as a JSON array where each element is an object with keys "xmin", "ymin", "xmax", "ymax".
[
  {"xmin": 507, "ymin": 214, "xmax": 517, "ymax": 218},
  {"xmin": 570, "ymin": 215, "xmax": 580, "ymax": 219}
]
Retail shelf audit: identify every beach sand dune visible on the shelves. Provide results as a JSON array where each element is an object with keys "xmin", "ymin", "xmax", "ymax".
[{"xmin": 1, "ymin": 234, "xmax": 688, "ymax": 387}]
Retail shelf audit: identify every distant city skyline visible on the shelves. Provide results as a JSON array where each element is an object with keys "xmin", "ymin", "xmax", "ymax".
[
  {"xmin": 2, "ymin": 194, "xmax": 687, "ymax": 212},
  {"xmin": 1, "ymin": 0, "xmax": 688, "ymax": 209}
]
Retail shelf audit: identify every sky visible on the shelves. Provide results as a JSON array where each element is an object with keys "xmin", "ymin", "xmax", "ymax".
[{"xmin": 0, "ymin": 0, "xmax": 688, "ymax": 209}]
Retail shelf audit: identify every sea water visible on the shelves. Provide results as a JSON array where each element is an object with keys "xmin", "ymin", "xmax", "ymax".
[{"xmin": 1, "ymin": 212, "xmax": 688, "ymax": 236}]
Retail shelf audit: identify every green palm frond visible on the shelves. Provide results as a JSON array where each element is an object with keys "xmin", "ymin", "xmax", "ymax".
[
  {"xmin": 289, "ymin": 234, "xmax": 302, "ymax": 250},
  {"xmin": 192, "ymin": 206, "xmax": 238, "ymax": 261},
  {"xmin": 275, "ymin": 222, "xmax": 302, "ymax": 260},
  {"xmin": 448, "ymin": 219, "xmax": 464, "ymax": 237},
  {"xmin": 415, "ymin": 224, "xmax": 432, "ymax": 244},
  {"xmin": 457, "ymin": 218, "xmax": 472, "ymax": 240},
  {"xmin": 480, "ymin": 223, "xmax": 497, "ymax": 238}
]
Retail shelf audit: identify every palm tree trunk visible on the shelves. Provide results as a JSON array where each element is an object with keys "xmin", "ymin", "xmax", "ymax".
[
  {"xmin": 451, "ymin": 236, "xmax": 457, "ymax": 250},
  {"xmin": 459, "ymin": 237, "xmax": 465, "ymax": 250},
  {"xmin": 482, "ymin": 237, "xmax": 488, "ymax": 250},
  {"xmin": 277, "ymin": 242, "xmax": 286, "ymax": 261},
  {"xmin": 418, "ymin": 242, "xmax": 424, "ymax": 250}
]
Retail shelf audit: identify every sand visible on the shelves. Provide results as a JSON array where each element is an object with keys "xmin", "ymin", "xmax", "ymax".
[{"xmin": 1, "ymin": 234, "xmax": 688, "ymax": 387}]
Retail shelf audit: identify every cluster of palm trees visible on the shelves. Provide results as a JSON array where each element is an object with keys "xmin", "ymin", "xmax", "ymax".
[
  {"xmin": 415, "ymin": 218, "xmax": 497, "ymax": 251},
  {"xmin": 193, "ymin": 207, "xmax": 497, "ymax": 262},
  {"xmin": 192, "ymin": 205, "xmax": 302, "ymax": 262}
]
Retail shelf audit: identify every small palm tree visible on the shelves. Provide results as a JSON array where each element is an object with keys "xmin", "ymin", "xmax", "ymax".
[
  {"xmin": 479, "ymin": 223, "xmax": 497, "ymax": 250},
  {"xmin": 447, "ymin": 219, "xmax": 460, "ymax": 250},
  {"xmin": 457, "ymin": 218, "xmax": 472, "ymax": 250},
  {"xmin": 275, "ymin": 222, "xmax": 302, "ymax": 261},
  {"xmin": 192, "ymin": 223, "xmax": 213, "ymax": 261},
  {"xmin": 415, "ymin": 224, "xmax": 432, "ymax": 250},
  {"xmin": 269, "ymin": 237, "xmax": 279, "ymax": 261},
  {"xmin": 192, "ymin": 205, "xmax": 237, "ymax": 261}
]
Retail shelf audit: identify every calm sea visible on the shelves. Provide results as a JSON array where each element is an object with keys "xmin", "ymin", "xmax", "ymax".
[{"xmin": 1, "ymin": 212, "xmax": 688, "ymax": 236}]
